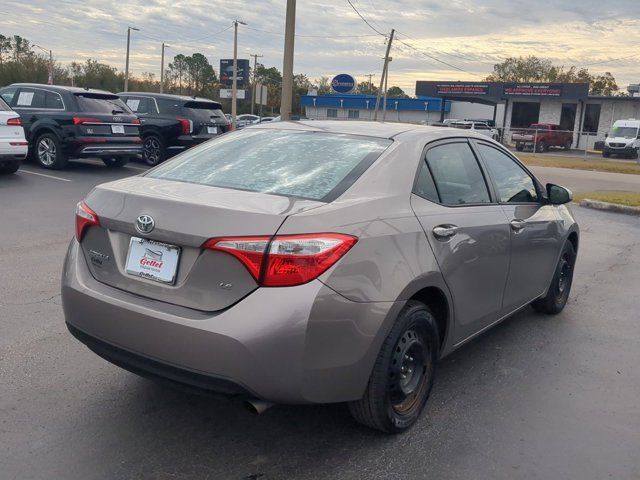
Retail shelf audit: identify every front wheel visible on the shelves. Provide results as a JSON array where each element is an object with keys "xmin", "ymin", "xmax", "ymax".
[
  {"xmin": 602, "ymin": 151, "xmax": 610, "ymax": 158},
  {"xmin": 102, "ymin": 157, "xmax": 129, "ymax": 168},
  {"xmin": 564, "ymin": 140, "xmax": 572, "ymax": 151},
  {"xmin": 536, "ymin": 141, "xmax": 547, "ymax": 153},
  {"xmin": 348, "ymin": 301, "xmax": 439, "ymax": 433},
  {"xmin": 532, "ymin": 241, "xmax": 576, "ymax": 315}
]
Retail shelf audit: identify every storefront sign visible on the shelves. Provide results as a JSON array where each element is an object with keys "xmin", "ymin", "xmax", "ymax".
[
  {"xmin": 435, "ymin": 83, "xmax": 490, "ymax": 95},
  {"xmin": 503, "ymin": 84, "xmax": 563, "ymax": 97}
]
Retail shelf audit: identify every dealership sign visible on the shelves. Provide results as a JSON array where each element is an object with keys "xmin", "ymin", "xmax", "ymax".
[
  {"xmin": 503, "ymin": 83, "xmax": 563, "ymax": 97},
  {"xmin": 331, "ymin": 74, "xmax": 356, "ymax": 94},
  {"xmin": 436, "ymin": 83, "xmax": 490, "ymax": 95},
  {"xmin": 220, "ymin": 59, "xmax": 250, "ymax": 88}
]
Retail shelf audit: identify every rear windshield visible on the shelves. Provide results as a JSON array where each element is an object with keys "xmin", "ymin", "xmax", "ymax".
[
  {"xmin": 75, "ymin": 94, "xmax": 132, "ymax": 114},
  {"xmin": 147, "ymin": 129, "xmax": 392, "ymax": 201},
  {"xmin": 183, "ymin": 101, "xmax": 226, "ymax": 121}
]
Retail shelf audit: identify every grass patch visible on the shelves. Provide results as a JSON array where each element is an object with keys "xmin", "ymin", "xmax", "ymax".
[
  {"xmin": 573, "ymin": 191, "xmax": 640, "ymax": 207},
  {"xmin": 518, "ymin": 154, "xmax": 640, "ymax": 176}
]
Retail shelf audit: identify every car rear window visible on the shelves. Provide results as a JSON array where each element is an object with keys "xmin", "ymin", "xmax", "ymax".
[
  {"xmin": 183, "ymin": 101, "xmax": 226, "ymax": 121},
  {"xmin": 147, "ymin": 129, "xmax": 392, "ymax": 201},
  {"xmin": 75, "ymin": 94, "xmax": 132, "ymax": 114}
]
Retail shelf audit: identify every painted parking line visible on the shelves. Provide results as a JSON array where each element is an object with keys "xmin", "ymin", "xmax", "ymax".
[
  {"xmin": 126, "ymin": 165, "xmax": 148, "ymax": 171},
  {"xmin": 19, "ymin": 169, "xmax": 72, "ymax": 182}
]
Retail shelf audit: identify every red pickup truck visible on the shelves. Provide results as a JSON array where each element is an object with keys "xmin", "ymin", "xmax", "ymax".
[{"xmin": 512, "ymin": 123, "xmax": 573, "ymax": 152}]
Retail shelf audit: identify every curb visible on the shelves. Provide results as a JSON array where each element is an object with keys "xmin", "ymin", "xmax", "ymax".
[{"xmin": 579, "ymin": 199, "xmax": 640, "ymax": 216}]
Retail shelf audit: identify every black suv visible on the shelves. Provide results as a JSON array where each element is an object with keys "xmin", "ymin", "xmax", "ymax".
[
  {"xmin": 0, "ymin": 83, "xmax": 142, "ymax": 169},
  {"xmin": 117, "ymin": 92, "xmax": 230, "ymax": 165}
]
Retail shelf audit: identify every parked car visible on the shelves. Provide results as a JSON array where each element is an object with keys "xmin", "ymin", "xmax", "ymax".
[
  {"xmin": 62, "ymin": 122, "xmax": 578, "ymax": 433},
  {"xmin": 259, "ymin": 116, "xmax": 276, "ymax": 123},
  {"xmin": 0, "ymin": 96, "xmax": 28, "ymax": 174},
  {"xmin": 512, "ymin": 123, "xmax": 573, "ymax": 153},
  {"xmin": 0, "ymin": 84, "xmax": 141, "ymax": 169},
  {"xmin": 118, "ymin": 92, "xmax": 230, "ymax": 166},
  {"xmin": 449, "ymin": 120, "xmax": 499, "ymax": 141},
  {"xmin": 465, "ymin": 118, "xmax": 496, "ymax": 128},
  {"xmin": 236, "ymin": 114, "xmax": 261, "ymax": 128},
  {"xmin": 602, "ymin": 119, "xmax": 640, "ymax": 159}
]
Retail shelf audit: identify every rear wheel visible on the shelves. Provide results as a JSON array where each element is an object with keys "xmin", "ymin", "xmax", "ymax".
[
  {"xmin": 102, "ymin": 157, "xmax": 129, "ymax": 168},
  {"xmin": 536, "ymin": 141, "xmax": 547, "ymax": 153},
  {"xmin": 516, "ymin": 143, "xmax": 524, "ymax": 152},
  {"xmin": 564, "ymin": 140, "xmax": 572, "ymax": 151},
  {"xmin": 142, "ymin": 134, "xmax": 166, "ymax": 166},
  {"xmin": 532, "ymin": 241, "xmax": 576, "ymax": 315},
  {"xmin": 349, "ymin": 301, "xmax": 439, "ymax": 433},
  {"xmin": 0, "ymin": 162, "xmax": 20, "ymax": 174},
  {"xmin": 35, "ymin": 133, "xmax": 67, "ymax": 169}
]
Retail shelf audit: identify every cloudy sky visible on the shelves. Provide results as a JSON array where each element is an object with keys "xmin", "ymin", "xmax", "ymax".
[{"xmin": 2, "ymin": 0, "xmax": 640, "ymax": 94}]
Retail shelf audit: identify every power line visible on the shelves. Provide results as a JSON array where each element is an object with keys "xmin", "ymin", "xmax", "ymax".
[
  {"xmin": 242, "ymin": 25, "xmax": 380, "ymax": 38},
  {"xmin": 577, "ymin": 52, "xmax": 640, "ymax": 67},
  {"xmin": 345, "ymin": 0, "xmax": 388, "ymax": 37},
  {"xmin": 395, "ymin": 31, "xmax": 498, "ymax": 67},
  {"xmin": 394, "ymin": 37, "xmax": 480, "ymax": 77}
]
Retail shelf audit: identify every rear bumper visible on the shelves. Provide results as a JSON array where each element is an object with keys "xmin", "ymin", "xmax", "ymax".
[
  {"xmin": 62, "ymin": 240, "xmax": 399, "ymax": 404},
  {"xmin": 68, "ymin": 137, "xmax": 143, "ymax": 158}
]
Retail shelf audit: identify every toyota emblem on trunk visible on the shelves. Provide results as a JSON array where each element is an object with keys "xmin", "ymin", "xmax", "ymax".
[{"xmin": 135, "ymin": 215, "xmax": 155, "ymax": 234}]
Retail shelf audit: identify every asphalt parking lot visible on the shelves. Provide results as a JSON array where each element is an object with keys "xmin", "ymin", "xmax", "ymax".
[{"xmin": 1, "ymin": 159, "xmax": 640, "ymax": 480}]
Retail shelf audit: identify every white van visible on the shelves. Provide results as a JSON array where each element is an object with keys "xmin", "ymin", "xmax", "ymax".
[{"xmin": 603, "ymin": 119, "xmax": 640, "ymax": 159}]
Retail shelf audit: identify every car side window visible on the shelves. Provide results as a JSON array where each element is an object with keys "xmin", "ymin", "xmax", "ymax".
[
  {"xmin": 156, "ymin": 98, "xmax": 182, "ymax": 115},
  {"xmin": 0, "ymin": 87, "xmax": 17, "ymax": 106},
  {"xmin": 477, "ymin": 143, "xmax": 538, "ymax": 203},
  {"xmin": 14, "ymin": 88, "xmax": 46, "ymax": 109},
  {"xmin": 426, "ymin": 143, "xmax": 491, "ymax": 205},
  {"xmin": 413, "ymin": 160, "xmax": 439, "ymax": 203},
  {"xmin": 45, "ymin": 91, "xmax": 64, "ymax": 109}
]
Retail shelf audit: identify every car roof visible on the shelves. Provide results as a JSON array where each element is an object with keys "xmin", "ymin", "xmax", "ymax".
[
  {"xmin": 252, "ymin": 120, "xmax": 485, "ymax": 141},
  {"xmin": 118, "ymin": 91, "xmax": 221, "ymax": 105},
  {"xmin": 8, "ymin": 83, "xmax": 116, "ymax": 96}
]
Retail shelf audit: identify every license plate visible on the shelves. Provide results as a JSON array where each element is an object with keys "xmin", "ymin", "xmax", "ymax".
[
  {"xmin": 112, "ymin": 124, "xmax": 125, "ymax": 134},
  {"xmin": 207, "ymin": 126, "xmax": 218, "ymax": 134},
  {"xmin": 125, "ymin": 237, "xmax": 180, "ymax": 285}
]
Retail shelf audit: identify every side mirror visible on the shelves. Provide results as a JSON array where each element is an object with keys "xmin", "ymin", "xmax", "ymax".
[{"xmin": 546, "ymin": 183, "xmax": 572, "ymax": 205}]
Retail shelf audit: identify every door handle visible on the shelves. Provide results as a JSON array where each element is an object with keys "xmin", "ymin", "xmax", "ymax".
[
  {"xmin": 510, "ymin": 219, "xmax": 527, "ymax": 231},
  {"xmin": 432, "ymin": 225, "xmax": 458, "ymax": 239}
]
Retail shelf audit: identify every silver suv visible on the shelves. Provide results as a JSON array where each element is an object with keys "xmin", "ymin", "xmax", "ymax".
[{"xmin": 62, "ymin": 121, "xmax": 578, "ymax": 433}]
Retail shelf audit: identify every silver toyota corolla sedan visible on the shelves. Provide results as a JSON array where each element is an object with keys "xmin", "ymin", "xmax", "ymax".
[{"xmin": 62, "ymin": 121, "xmax": 579, "ymax": 433}]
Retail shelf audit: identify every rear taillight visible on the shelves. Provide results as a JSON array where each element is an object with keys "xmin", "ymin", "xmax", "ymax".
[
  {"xmin": 131, "ymin": 118, "xmax": 141, "ymax": 125},
  {"xmin": 7, "ymin": 117, "xmax": 22, "ymax": 126},
  {"xmin": 75, "ymin": 201, "xmax": 100, "ymax": 241},
  {"xmin": 176, "ymin": 118, "xmax": 193, "ymax": 135},
  {"xmin": 204, "ymin": 233, "xmax": 357, "ymax": 287},
  {"xmin": 73, "ymin": 117, "xmax": 102, "ymax": 125}
]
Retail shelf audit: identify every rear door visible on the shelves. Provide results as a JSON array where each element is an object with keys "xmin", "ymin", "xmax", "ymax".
[
  {"xmin": 411, "ymin": 139, "xmax": 511, "ymax": 344},
  {"xmin": 473, "ymin": 140, "xmax": 562, "ymax": 312}
]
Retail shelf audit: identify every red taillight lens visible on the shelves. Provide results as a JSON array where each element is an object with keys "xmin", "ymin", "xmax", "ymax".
[
  {"xmin": 131, "ymin": 118, "xmax": 141, "ymax": 125},
  {"xmin": 7, "ymin": 117, "xmax": 22, "ymax": 126},
  {"xmin": 204, "ymin": 233, "xmax": 357, "ymax": 287},
  {"xmin": 75, "ymin": 201, "xmax": 100, "ymax": 241},
  {"xmin": 73, "ymin": 117, "xmax": 102, "ymax": 125},
  {"xmin": 176, "ymin": 118, "xmax": 193, "ymax": 135}
]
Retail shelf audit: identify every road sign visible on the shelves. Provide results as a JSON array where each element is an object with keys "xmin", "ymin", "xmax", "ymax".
[{"xmin": 255, "ymin": 83, "xmax": 268, "ymax": 106}]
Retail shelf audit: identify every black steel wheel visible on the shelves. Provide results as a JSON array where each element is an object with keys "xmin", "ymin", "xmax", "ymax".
[
  {"xmin": 142, "ymin": 135, "xmax": 166, "ymax": 166},
  {"xmin": 532, "ymin": 240, "xmax": 576, "ymax": 314},
  {"xmin": 349, "ymin": 300, "xmax": 439, "ymax": 433}
]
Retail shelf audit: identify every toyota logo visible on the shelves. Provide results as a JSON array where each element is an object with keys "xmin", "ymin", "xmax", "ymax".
[{"xmin": 135, "ymin": 214, "xmax": 155, "ymax": 234}]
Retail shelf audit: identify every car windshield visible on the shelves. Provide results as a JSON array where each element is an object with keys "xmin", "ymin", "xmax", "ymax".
[
  {"xmin": 611, "ymin": 126, "xmax": 639, "ymax": 138},
  {"xmin": 75, "ymin": 94, "xmax": 132, "ymax": 114},
  {"xmin": 183, "ymin": 101, "xmax": 226, "ymax": 122},
  {"xmin": 147, "ymin": 129, "xmax": 392, "ymax": 201}
]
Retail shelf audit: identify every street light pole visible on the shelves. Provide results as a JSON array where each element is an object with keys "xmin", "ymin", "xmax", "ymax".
[
  {"xmin": 160, "ymin": 42, "xmax": 168, "ymax": 93},
  {"xmin": 249, "ymin": 53, "xmax": 263, "ymax": 116},
  {"xmin": 33, "ymin": 44, "xmax": 53, "ymax": 84},
  {"xmin": 231, "ymin": 20, "xmax": 246, "ymax": 130},
  {"xmin": 280, "ymin": 0, "xmax": 296, "ymax": 121},
  {"xmin": 124, "ymin": 26, "xmax": 139, "ymax": 92}
]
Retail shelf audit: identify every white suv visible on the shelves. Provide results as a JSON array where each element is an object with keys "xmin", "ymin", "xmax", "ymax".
[
  {"xmin": 449, "ymin": 120, "xmax": 499, "ymax": 141},
  {"xmin": 0, "ymin": 97, "xmax": 28, "ymax": 174}
]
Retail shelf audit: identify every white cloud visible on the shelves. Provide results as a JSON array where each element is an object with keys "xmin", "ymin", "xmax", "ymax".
[{"xmin": 2, "ymin": 0, "xmax": 639, "ymax": 95}]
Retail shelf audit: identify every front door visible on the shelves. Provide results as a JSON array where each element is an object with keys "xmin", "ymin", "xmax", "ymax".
[
  {"xmin": 473, "ymin": 141, "xmax": 562, "ymax": 312},
  {"xmin": 411, "ymin": 140, "xmax": 511, "ymax": 344}
]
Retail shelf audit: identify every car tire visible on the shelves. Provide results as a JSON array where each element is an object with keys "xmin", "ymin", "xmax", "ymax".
[
  {"xmin": 532, "ymin": 241, "xmax": 576, "ymax": 315},
  {"xmin": 142, "ymin": 134, "xmax": 166, "ymax": 166},
  {"xmin": 536, "ymin": 141, "xmax": 547, "ymax": 153},
  {"xmin": 348, "ymin": 300, "xmax": 439, "ymax": 433},
  {"xmin": 516, "ymin": 143, "xmax": 524, "ymax": 152},
  {"xmin": 564, "ymin": 140, "xmax": 572, "ymax": 151},
  {"xmin": 602, "ymin": 151, "xmax": 610, "ymax": 158},
  {"xmin": 102, "ymin": 157, "xmax": 129, "ymax": 168},
  {"xmin": 0, "ymin": 162, "xmax": 20, "ymax": 174},
  {"xmin": 34, "ymin": 133, "xmax": 67, "ymax": 169}
]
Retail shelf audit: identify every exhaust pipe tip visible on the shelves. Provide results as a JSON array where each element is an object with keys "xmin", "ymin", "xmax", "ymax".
[{"xmin": 244, "ymin": 399, "xmax": 274, "ymax": 415}]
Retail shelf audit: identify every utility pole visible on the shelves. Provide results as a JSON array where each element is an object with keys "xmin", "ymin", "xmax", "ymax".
[
  {"xmin": 280, "ymin": 0, "xmax": 296, "ymax": 121},
  {"xmin": 231, "ymin": 20, "xmax": 246, "ymax": 130},
  {"xmin": 374, "ymin": 29, "xmax": 394, "ymax": 121},
  {"xmin": 124, "ymin": 26, "xmax": 139, "ymax": 92},
  {"xmin": 249, "ymin": 53, "xmax": 263, "ymax": 115},
  {"xmin": 365, "ymin": 73, "xmax": 376, "ymax": 94},
  {"xmin": 160, "ymin": 42, "xmax": 168, "ymax": 93}
]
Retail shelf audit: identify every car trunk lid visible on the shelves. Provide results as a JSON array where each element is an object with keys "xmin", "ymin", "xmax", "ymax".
[
  {"xmin": 79, "ymin": 176, "xmax": 323, "ymax": 311},
  {"xmin": 73, "ymin": 92, "xmax": 140, "ymax": 137}
]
